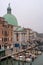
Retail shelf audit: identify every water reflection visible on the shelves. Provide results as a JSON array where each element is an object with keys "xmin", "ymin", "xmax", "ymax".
[
  {"xmin": 1, "ymin": 53, "xmax": 43, "ymax": 65},
  {"xmin": 0, "ymin": 57, "xmax": 31, "ymax": 65}
]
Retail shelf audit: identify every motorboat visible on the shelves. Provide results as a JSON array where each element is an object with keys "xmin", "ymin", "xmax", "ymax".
[
  {"xmin": 19, "ymin": 55, "xmax": 25, "ymax": 60},
  {"xmin": 26, "ymin": 58, "xmax": 32, "ymax": 62},
  {"xmin": 38, "ymin": 51, "xmax": 42, "ymax": 55}
]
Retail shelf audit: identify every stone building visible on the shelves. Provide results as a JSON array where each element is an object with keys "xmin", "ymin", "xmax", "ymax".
[{"xmin": 14, "ymin": 27, "xmax": 34, "ymax": 45}]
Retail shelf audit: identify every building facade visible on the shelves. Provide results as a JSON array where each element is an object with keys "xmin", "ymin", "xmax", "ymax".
[
  {"xmin": 0, "ymin": 17, "xmax": 13, "ymax": 49},
  {"xmin": 0, "ymin": 4, "xmax": 38, "ymax": 50}
]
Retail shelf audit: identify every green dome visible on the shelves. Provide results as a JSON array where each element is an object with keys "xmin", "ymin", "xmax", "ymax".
[{"xmin": 3, "ymin": 14, "xmax": 18, "ymax": 26}]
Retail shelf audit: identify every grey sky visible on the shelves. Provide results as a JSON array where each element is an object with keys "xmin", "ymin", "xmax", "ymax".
[{"xmin": 0, "ymin": 0, "xmax": 43, "ymax": 33}]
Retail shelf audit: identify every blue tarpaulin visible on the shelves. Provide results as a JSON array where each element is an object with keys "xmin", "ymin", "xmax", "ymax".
[{"xmin": 14, "ymin": 43, "xmax": 20, "ymax": 47}]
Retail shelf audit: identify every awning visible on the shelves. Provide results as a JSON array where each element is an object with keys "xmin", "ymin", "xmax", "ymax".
[{"xmin": 14, "ymin": 43, "xmax": 20, "ymax": 47}]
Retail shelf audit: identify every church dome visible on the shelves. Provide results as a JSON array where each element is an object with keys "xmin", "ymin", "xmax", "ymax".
[
  {"xmin": 3, "ymin": 3, "xmax": 18, "ymax": 26},
  {"xmin": 3, "ymin": 14, "xmax": 18, "ymax": 26}
]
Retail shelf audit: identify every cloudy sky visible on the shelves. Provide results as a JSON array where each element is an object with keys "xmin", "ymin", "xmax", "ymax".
[{"xmin": 0, "ymin": 0, "xmax": 43, "ymax": 33}]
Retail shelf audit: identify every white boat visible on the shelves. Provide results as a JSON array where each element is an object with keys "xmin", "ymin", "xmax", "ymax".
[
  {"xmin": 38, "ymin": 51, "xmax": 42, "ymax": 55},
  {"xmin": 26, "ymin": 58, "xmax": 32, "ymax": 62},
  {"xmin": 19, "ymin": 56, "xmax": 25, "ymax": 60},
  {"xmin": 11, "ymin": 55, "xmax": 14, "ymax": 58}
]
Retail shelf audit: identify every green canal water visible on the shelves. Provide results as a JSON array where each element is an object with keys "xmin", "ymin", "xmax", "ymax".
[
  {"xmin": 0, "ymin": 53, "xmax": 43, "ymax": 65},
  {"xmin": 32, "ymin": 53, "xmax": 43, "ymax": 65}
]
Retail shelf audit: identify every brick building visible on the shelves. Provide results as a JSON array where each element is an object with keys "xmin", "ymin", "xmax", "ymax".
[{"xmin": 0, "ymin": 17, "xmax": 13, "ymax": 49}]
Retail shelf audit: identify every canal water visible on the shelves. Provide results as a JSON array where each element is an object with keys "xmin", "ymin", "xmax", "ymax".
[
  {"xmin": 32, "ymin": 53, "xmax": 43, "ymax": 65},
  {"xmin": 0, "ymin": 53, "xmax": 43, "ymax": 65}
]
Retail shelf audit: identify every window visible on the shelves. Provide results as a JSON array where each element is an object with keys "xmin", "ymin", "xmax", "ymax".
[
  {"xmin": 2, "ymin": 24, "xmax": 7, "ymax": 28},
  {"xmin": 4, "ymin": 31, "xmax": 8, "ymax": 36},
  {"xmin": 2, "ymin": 38, "xmax": 3, "ymax": 42},
  {"xmin": 16, "ymin": 33, "xmax": 18, "ymax": 37},
  {"xmin": 11, "ymin": 38, "xmax": 12, "ymax": 41},
  {"xmin": 11, "ymin": 26, "xmax": 13, "ymax": 28},
  {"xmin": 2, "ymin": 30, "xmax": 3, "ymax": 34},
  {"xmin": 8, "ymin": 25, "xmax": 9, "ymax": 28},
  {"xmin": 4, "ymin": 38, "xmax": 7, "ymax": 42},
  {"xmin": 0, "ymin": 45, "xmax": 1, "ymax": 49},
  {"xmin": 2, "ymin": 24, "xmax": 4, "ymax": 27},
  {"xmin": 8, "ymin": 38, "xmax": 9, "ymax": 41}
]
